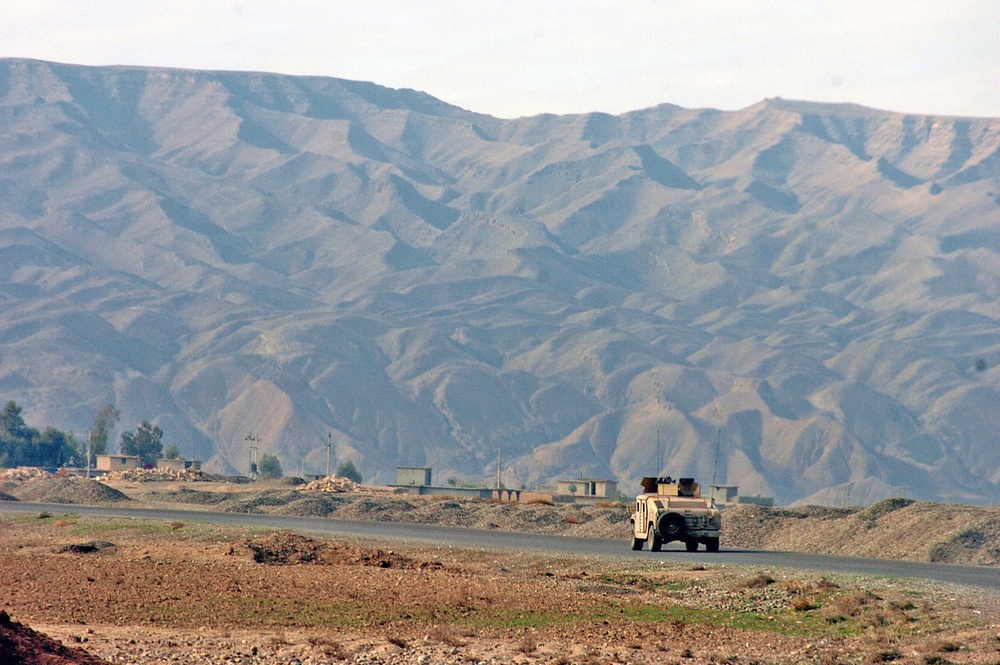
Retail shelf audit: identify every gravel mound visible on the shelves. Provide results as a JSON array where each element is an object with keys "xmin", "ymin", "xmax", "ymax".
[
  {"xmin": 12, "ymin": 477, "xmax": 131, "ymax": 504},
  {"xmin": 0, "ymin": 610, "xmax": 109, "ymax": 664},
  {"xmin": 244, "ymin": 531, "xmax": 441, "ymax": 569}
]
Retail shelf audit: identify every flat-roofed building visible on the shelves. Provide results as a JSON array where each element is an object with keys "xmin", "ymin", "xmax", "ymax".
[
  {"xmin": 96, "ymin": 454, "xmax": 141, "ymax": 472},
  {"xmin": 396, "ymin": 467, "xmax": 432, "ymax": 487}
]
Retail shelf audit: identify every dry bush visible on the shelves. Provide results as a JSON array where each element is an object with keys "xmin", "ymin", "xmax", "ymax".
[
  {"xmin": 830, "ymin": 590, "xmax": 878, "ymax": 618},
  {"xmin": 428, "ymin": 626, "xmax": 466, "ymax": 647},
  {"xmin": 815, "ymin": 577, "xmax": 840, "ymax": 591},
  {"xmin": 792, "ymin": 596, "xmax": 817, "ymax": 612},
  {"xmin": 171, "ymin": 521, "xmax": 184, "ymax": 530},
  {"xmin": 927, "ymin": 639, "xmax": 961, "ymax": 654},
  {"xmin": 516, "ymin": 637, "xmax": 538, "ymax": 653},
  {"xmin": 740, "ymin": 573, "xmax": 776, "ymax": 588},
  {"xmin": 53, "ymin": 519, "xmax": 74, "ymax": 527},
  {"xmin": 526, "ymin": 497, "xmax": 553, "ymax": 506},
  {"xmin": 563, "ymin": 513, "xmax": 581, "ymax": 524},
  {"xmin": 387, "ymin": 635, "xmax": 409, "ymax": 649},
  {"xmin": 308, "ymin": 636, "xmax": 349, "ymax": 660}
]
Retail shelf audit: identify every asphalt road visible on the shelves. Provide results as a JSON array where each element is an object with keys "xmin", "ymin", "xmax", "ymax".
[{"xmin": 2, "ymin": 501, "xmax": 998, "ymax": 589}]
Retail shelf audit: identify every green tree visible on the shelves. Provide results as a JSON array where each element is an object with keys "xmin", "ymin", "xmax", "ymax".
[
  {"xmin": 335, "ymin": 460, "xmax": 362, "ymax": 484},
  {"xmin": 120, "ymin": 420, "xmax": 163, "ymax": 466},
  {"xmin": 258, "ymin": 454, "xmax": 283, "ymax": 479},
  {"xmin": 0, "ymin": 402, "xmax": 79, "ymax": 468},
  {"xmin": 163, "ymin": 443, "xmax": 181, "ymax": 460},
  {"xmin": 88, "ymin": 404, "xmax": 120, "ymax": 466}
]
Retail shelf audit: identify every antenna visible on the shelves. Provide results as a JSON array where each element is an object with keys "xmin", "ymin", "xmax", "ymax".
[
  {"xmin": 656, "ymin": 429, "xmax": 661, "ymax": 476},
  {"xmin": 711, "ymin": 427, "xmax": 721, "ymax": 506}
]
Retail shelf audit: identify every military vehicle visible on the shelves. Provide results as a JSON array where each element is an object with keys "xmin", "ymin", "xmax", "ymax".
[{"xmin": 630, "ymin": 476, "xmax": 721, "ymax": 552}]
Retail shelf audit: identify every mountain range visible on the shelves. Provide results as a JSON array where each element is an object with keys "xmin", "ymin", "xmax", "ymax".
[{"xmin": 2, "ymin": 58, "xmax": 999, "ymax": 505}]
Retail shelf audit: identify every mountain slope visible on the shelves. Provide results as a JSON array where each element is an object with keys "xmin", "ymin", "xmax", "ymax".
[{"xmin": 1, "ymin": 59, "xmax": 999, "ymax": 504}]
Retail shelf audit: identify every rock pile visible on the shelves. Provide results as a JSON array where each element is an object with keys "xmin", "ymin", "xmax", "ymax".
[
  {"xmin": 0, "ymin": 467, "xmax": 51, "ymax": 481},
  {"xmin": 101, "ymin": 467, "xmax": 208, "ymax": 482},
  {"xmin": 297, "ymin": 476, "xmax": 361, "ymax": 493}
]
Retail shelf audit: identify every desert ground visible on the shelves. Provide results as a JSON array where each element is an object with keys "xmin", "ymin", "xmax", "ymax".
[{"xmin": 2, "ymin": 473, "xmax": 1000, "ymax": 664}]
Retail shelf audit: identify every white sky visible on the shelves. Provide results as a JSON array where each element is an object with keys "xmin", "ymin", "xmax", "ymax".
[{"xmin": 3, "ymin": 1, "xmax": 998, "ymax": 119}]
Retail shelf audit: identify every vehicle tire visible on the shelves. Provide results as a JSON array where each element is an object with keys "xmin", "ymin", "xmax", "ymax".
[
  {"xmin": 649, "ymin": 523, "xmax": 662, "ymax": 552},
  {"xmin": 657, "ymin": 513, "xmax": 686, "ymax": 542},
  {"xmin": 706, "ymin": 537, "xmax": 720, "ymax": 553},
  {"xmin": 630, "ymin": 532, "xmax": 644, "ymax": 551},
  {"xmin": 685, "ymin": 539, "xmax": 699, "ymax": 552}
]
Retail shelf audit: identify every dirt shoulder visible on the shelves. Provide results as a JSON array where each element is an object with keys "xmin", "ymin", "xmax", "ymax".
[{"xmin": 3, "ymin": 512, "xmax": 1000, "ymax": 665}]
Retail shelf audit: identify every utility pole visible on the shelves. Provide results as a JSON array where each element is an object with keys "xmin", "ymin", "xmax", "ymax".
[
  {"xmin": 496, "ymin": 442, "xmax": 502, "ymax": 490},
  {"xmin": 245, "ymin": 433, "xmax": 260, "ymax": 479},
  {"xmin": 327, "ymin": 432, "xmax": 332, "ymax": 478},
  {"xmin": 86, "ymin": 428, "xmax": 92, "ymax": 479}
]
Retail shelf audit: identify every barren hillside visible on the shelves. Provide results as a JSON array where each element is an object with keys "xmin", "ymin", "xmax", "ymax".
[{"xmin": 2, "ymin": 59, "xmax": 1000, "ymax": 504}]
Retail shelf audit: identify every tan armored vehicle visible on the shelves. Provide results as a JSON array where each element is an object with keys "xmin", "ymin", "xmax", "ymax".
[{"xmin": 630, "ymin": 476, "xmax": 721, "ymax": 552}]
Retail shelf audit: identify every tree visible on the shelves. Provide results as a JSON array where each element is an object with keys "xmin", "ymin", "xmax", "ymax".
[
  {"xmin": 0, "ymin": 401, "xmax": 30, "ymax": 441},
  {"xmin": 120, "ymin": 420, "xmax": 163, "ymax": 466},
  {"xmin": 163, "ymin": 443, "xmax": 181, "ymax": 460},
  {"xmin": 258, "ymin": 454, "xmax": 283, "ymax": 479},
  {"xmin": 88, "ymin": 404, "xmax": 120, "ymax": 466},
  {"xmin": 0, "ymin": 402, "xmax": 78, "ymax": 468},
  {"xmin": 335, "ymin": 460, "xmax": 362, "ymax": 484}
]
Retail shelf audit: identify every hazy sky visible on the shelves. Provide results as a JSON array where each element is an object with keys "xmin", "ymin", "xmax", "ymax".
[{"xmin": 4, "ymin": 1, "xmax": 998, "ymax": 119}]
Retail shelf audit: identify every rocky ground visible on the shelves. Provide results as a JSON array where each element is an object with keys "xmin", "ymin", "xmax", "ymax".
[
  {"xmin": 2, "ymin": 473, "xmax": 1000, "ymax": 663},
  {"xmin": 3, "ymin": 513, "xmax": 1000, "ymax": 665}
]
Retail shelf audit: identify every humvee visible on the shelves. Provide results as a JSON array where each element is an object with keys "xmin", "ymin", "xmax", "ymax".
[{"xmin": 630, "ymin": 476, "xmax": 721, "ymax": 552}]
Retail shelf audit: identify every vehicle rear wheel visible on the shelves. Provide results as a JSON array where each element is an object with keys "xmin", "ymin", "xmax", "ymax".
[
  {"xmin": 630, "ymin": 532, "xmax": 644, "ymax": 551},
  {"xmin": 685, "ymin": 539, "xmax": 699, "ymax": 552},
  {"xmin": 649, "ymin": 524, "xmax": 662, "ymax": 552},
  {"xmin": 706, "ymin": 537, "xmax": 720, "ymax": 553}
]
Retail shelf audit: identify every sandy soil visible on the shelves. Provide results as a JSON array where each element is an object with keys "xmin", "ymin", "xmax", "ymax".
[{"xmin": 2, "ymin": 510, "xmax": 1000, "ymax": 665}]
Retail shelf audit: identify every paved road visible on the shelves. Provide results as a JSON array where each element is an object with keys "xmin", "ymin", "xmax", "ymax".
[{"xmin": 2, "ymin": 501, "xmax": 998, "ymax": 589}]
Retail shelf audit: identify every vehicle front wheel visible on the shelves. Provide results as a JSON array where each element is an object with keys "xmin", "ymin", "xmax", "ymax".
[
  {"xmin": 630, "ymin": 532, "xmax": 645, "ymax": 551},
  {"xmin": 706, "ymin": 537, "xmax": 720, "ymax": 553},
  {"xmin": 685, "ymin": 539, "xmax": 699, "ymax": 552}
]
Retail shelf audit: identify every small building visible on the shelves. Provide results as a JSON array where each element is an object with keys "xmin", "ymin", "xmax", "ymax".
[
  {"xmin": 710, "ymin": 485, "xmax": 739, "ymax": 505},
  {"xmin": 96, "ymin": 454, "xmax": 141, "ymax": 472},
  {"xmin": 396, "ymin": 467, "xmax": 432, "ymax": 487},
  {"xmin": 555, "ymin": 478, "xmax": 617, "ymax": 503},
  {"xmin": 156, "ymin": 458, "xmax": 202, "ymax": 472}
]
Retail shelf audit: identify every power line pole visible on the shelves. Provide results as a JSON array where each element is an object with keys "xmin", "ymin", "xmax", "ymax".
[
  {"xmin": 86, "ymin": 428, "xmax": 92, "ymax": 479},
  {"xmin": 327, "ymin": 432, "xmax": 332, "ymax": 478},
  {"xmin": 496, "ymin": 442, "xmax": 502, "ymax": 490}
]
